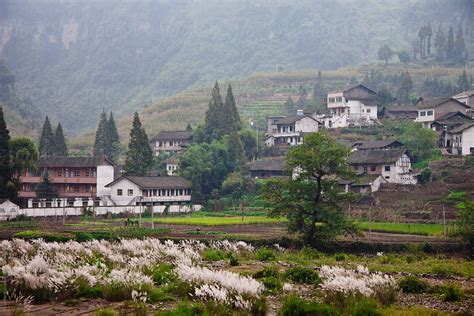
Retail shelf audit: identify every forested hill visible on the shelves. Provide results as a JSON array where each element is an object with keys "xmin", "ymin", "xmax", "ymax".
[{"xmin": 1, "ymin": 0, "xmax": 473, "ymax": 134}]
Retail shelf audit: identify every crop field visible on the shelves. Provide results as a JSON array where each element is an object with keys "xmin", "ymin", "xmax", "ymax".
[
  {"xmin": 152, "ymin": 216, "xmax": 287, "ymax": 226},
  {"xmin": 356, "ymin": 222, "xmax": 446, "ymax": 236}
]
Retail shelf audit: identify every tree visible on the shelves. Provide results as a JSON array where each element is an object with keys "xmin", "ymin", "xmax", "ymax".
[
  {"xmin": 398, "ymin": 50, "xmax": 410, "ymax": 64},
  {"xmin": 296, "ymin": 85, "xmax": 307, "ymax": 108},
  {"xmin": 426, "ymin": 23, "xmax": 432, "ymax": 56},
  {"xmin": 0, "ymin": 107, "xmax": 14, "ymax": 199},
  {"xmin": 124, "ymin": 112, "xmax": 153, "ymax": 176},
  {"xmin": 454, "ymin": 25, "xmax": 466, "ymax": 65},
  {"xmin": 35, "ymin": 171, "xmax": 56, "ymax": 199},
  {"xmin": 399, "ymin": 122, "xmax": 436, "ymax": 162},
  {"xmin": 312, "ymin": 70, "xmax": 326, "ymax": 108},
  {"xmin": 378, "ymin": 44, "xmax": 393, "ymax": 66},
  {"xmin": 54, "ymin": 123, "xmax": 68, "ymax": 156},
  {"xmin": 93, "ymin": 111, "xmax": 108, "ymax": 157},
  {"xmin": 239, "ymin": 129, "xmax": 258, "ymax": 160},
  {"xmin": 457, "ymin": 70, "xmax": 472, "ymax": 93},
  {"xmin": 222, "ymin": 84, "xmax": 240, "ymax": 134},
  {"xmin": 227, "ymin": 130, "xmax": 245, "ymax": 172},
  {"xmin": 203, "ymin": 82, "xmax": 225, "ymax": 142},
  {"xmin": 454, "ymin": 201, "xmax": 474, "ymax": 257},
  {"xmin": 221, "ymin": 171, "xmax": 246, "ymax": 201},
  {"xmin": 397, "ymin": 71, "xmax": 414, "ymax": 105},
  {"xmin": 9, "ymin": 137, "xmax": 39, "ymax": 177},
  {"xmin": 38, "ymin": 116, "xmax": 55, "ymax": 156},
  {"xmin": 418, "ymin": 25, "xmax": 426, "ymax": 58},
  {"xmin": 186, "ymin": 123, "xmax": 193, "ymax": 132},
  {"xmin": 261, "ymin": 132, "xmax": 355, "ymax": 244},
  {"xmin": 446, "ymin": 26, "xmax": 455, "ymax": 62},
  {"xmin": 377, "ymin": 86, "xmax": 395, "ymax": 106},
  {"xmin": 106, "ymin": 112, "xmax": 120, "ymax": 160},
  {"xmin": 284, "ymin": 96, "xmax": 295, "ymax": 114},
  {"xmin": 434, "ymin": 26, "xmax": 446, "ymax": 61}
]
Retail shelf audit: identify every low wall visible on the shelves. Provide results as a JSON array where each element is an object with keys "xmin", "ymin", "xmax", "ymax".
[{"xmin": 10, "ymin": 204, "xmax": 202, "ymax": 219}]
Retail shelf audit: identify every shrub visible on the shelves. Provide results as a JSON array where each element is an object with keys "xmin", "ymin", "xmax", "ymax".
[
  {"xmin": 443, "ymin": 284, "xmax": 463, "ymax": 302},
  {"xmin": 419, "ymin": 168, "xmax": 432, "ymax": 183},
  {"xmin": 334, "ymin": 253, "xmax": 346, "ymax": 261},
  {"xmin": 95, "ymin": 308, "xmax": 118, "ymax": 316},
  {"xmin": 261, "ymin": 276, "xmax": 282, "ymax": 293},
  {"xmin": 345, "ymin": 297, "xmax": 381, "ymax": 316},
  {"xmin": 255, "ymin": 247, "xmax": 276, "ymax": 261},
  {"xmin": 13, "ymin": 230, "xmax": 74, "ymax": 242},
  {"xmin": 420, "ymin": 242, "xmax": 433, "ymax": 253},
  {"xmin": 285, "ymin": 266, "xmax": 320, "ymax": 285},
  {"xmin": 148, "ymin": 287, "xmax": 173, "ymax": 303},
  {"xmin": 75, "ymin": 277, "xmax": 102, "ymax": 298},
  {"xmin": 155, "ymin": 301, "xmax": 205, "ymax": 316},
  {"xmin": 228, "ymin": 253, "xmax": 239, "ymax": 266},
  {"xmin": 202, "ymin": 249, "xmax": 225, "ymax": 261},
  {"xmin": 298, "ymin": 246, "xmax": 322, "ymax": 260},
  {"xmin": 431, "ymin": 265, "xmax": 457, "ymax": 276},
  {"xmin": 0, "ymin": 282, "xmax": 5, "ymax": 300},
  {"xmin": 280, "ymin": 294, "xmax": 337, "ymax": 316},
  {"xmin": 398, "ymin": 276, "xmax": 429, "ymax": 293},
  {"xmin": 253, "ymin": 266, "xmax": 279, "ymax": 279},
  {"xmin": 152, "ymin": 264, "xmax": 175, "ymax": 285}
]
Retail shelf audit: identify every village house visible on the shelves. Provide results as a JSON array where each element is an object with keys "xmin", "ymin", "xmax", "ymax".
[
  {"xmin": 348, "ymin": 148, "xmax": 418, "ymax": 184},
  {"xmin": 0, "ymin": 199, "xmax": 20, "ymax": 221},
  {"xmin": 415, "ymin": 97, "xmax": 469, "ymax": 129},
  {"xmin": 150, "ymin": 131, "xmax": 193, "ymax": 156},
  {"xmin": 105, "ymin": 176, "xmax": 192, "ymax": 206},
  {"xmin": 266, "ymin": 116, "xmax": 286, "ymax": 136},
  {"xmin": 445, "ymin": 122, "xmax": 474, "ymax": 156},
  {"xmin": 18, "ymin": 156, "xmax": 116, "ymax": 208},
  {"xmin": 324, "ymin": 84, "xmax": 379, "ymax": 128},
  {"xmin": 352, "ymin": 140, "xmax": 404, "ymax": 151},
  {"xmin": 265, "ymin": 110, "xmax": 320, "ymax": 147},
  {"xmin": 430, "ymin": 111, "xmax": 473, "ymax": 148},
  {"xmin": 380, "ymin": 106, "xmax": 418, "ymax": 120},
  {"xmin": 339, "ymin": 175, "xmax": 388, "ymax": 195},
  {"xmin": 453, "ymin": 90, "xmax": 474, "ymax": 115},
  {"xmin": 247, "ymin": 157, "xmax": 286, "ymax": 179},
  {"xmin": 164, "ymin": 155, "xmax": 180, "ymax": 176}
]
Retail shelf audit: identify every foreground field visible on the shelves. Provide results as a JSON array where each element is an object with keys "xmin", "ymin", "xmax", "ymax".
[{"xmin": 0, "ymin": 238, "xmax": 472, "ymax": 316}]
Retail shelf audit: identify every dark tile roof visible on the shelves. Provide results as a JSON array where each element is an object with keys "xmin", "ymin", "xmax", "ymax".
[
  {"xmin": 348, "ymin": 148, "xmax": 407, "ymax": 165},
  {"xmin": 275, "ymin": 115, "xmax": 318, "ymax": 125},
  {"xmin": 248, "ymin": 157, "xmax": 285, "ymax": 172},
  {"xmin": 38, "ymin": 156, "xmax": 116, "ymax": 168},
  {"xmin": 416, "ymin": 97, "xmax": 468, "ymax": 110},
  {"xmin": 355, "ymin": 140, "xmax": 404, "ymax": 150},
  {"xmin": 449, "ymin": 122, "xmax": 474, "ymax": 134},
  {"xmin": 151, "ymin": 131, "xmax": 193, "ymax": 141},
  {"xmin": 453, "ymin": 90, "xmax": 474, "ymax": 98},
  {"xmin": 106, "ymin": 176, "xmax": 192, "ymax": 189}
]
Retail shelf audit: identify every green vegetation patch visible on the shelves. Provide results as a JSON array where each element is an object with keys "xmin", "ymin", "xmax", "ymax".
[
  {"xmin": 153, "ymin": 216, "xmax": 286, "ymax": 226},
  {"xmin": 356, "ymin": 221, "xmax": 444, "ymax": 236}
]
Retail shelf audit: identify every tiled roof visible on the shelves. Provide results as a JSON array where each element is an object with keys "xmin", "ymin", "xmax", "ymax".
[
  {"xmin": 355, "ymin": 140, "xmax": 404, "ymax": 150},
  {"xmin": 348, "ymin": 148, "xmax": 407, "ymax": 165},
  {"xmin": 106, "ymin": 176, "xmax": 192, "ymax": 189},
  {"xmin": 449, "ymin": 122, "xmax": 474, "ymax": 134},
  {"xmin": 453, "ymin": 90, "xmax": 474, "ymax": 98},
  {"xmin": 275, "ymin": 115, "xmax": 318, "ymax": 125},
  {"xmin": 150, "ymin": 131, "xmax": 193, "ymax": 141},
  {"xmin": 416, "ymin": 97, "xmax": 468, "ymax": 109},
  {"xmin": 248, "ymin": 157, "xmax": 285, "ymax": 171},
  {"xmin": 38, "ymin": 156, "xmax": 116, "ymax": 168}
]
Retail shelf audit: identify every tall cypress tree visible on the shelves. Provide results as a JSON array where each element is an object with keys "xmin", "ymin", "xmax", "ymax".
[
  {"xmin": 124, "ymin": 112, "xmax": 153, "ymax": 176},
  {"xmin": 106, "ymin": 112, "xmax": 120, "ymax": 160},
  {"xmin": 186, "ymin": 123, "xmax": 193, "ymax": 132},
  {"xmin": 227, "ymin": 129, "xmax": 245, "ymax": 172},
  {"xmin": 446, "ymin": 26, "xmax": 455, "ymax": 62},
  {"xmin": 35, "ymin": 171, "xmax": 56, "ymax": 198},
  {"xmin": 457, "ymin": 70, "xmax": 471, "ymax": 93},
  {"xmin": 454, "ymin": 25, "xmax": 466, "ymax": 65},
  {"xmin": 38, "ymin": 116, "xmax": 55, "ymax": 156},
  {"xmin": 434, "ymin": 26, "xmax": 446, "ymax": 61},
  {"xmin": 0, "ymin": 107, "xmax": 13, "ymax": 199},
  {"xmin": 93, "ymin": 111, "xmax": 108, "ymax": 157},
  {"xmin": 54, "ymin": 123, "xmax": 68, "ymax": 156},
  {"xmin": 223, "ymin": 84, "xmax": 240, "ymax": 134},
  {"xmin": 204, "ymin": 82, "xmax": 225, "ymax": 142}
]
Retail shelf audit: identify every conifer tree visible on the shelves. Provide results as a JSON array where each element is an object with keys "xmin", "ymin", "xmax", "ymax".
[
  {"xmin": 457, "ymin": 70, "xmax": 472, "ymax": 93},
  {"xmin": 284, "ymin": 96, "xmax": 295, "ymax": 114},
  {"xmin": 35, "ymin": 171, "xmax": 55, "ymax": 198},
  {"xmin": 93, "ymin": 111, "xmax": 108, "ymax": 157},
  {"xmin": 54, "ymin": 123, "xmax": 68, "ymax": 156},
  {"xmin": 454, "ymin": 25, "xmax": 466, "ymax": 65},
  {"xmin": 38, "ymin": 116, "xmax": 55, "ymax": 156},
  {"xmin": 426, "ymin": 23, "xmax": 432, "ymax": 55},
  {"xmin": 203, "ymin": 82, "xmax": 225, "ymax": 142},
  {"xmin": 434, "ymin": 26, "xmax": 446, "ymax": 61},
  {"xmin": 186, "ymin": 123, "xmax": 193, "ymax": 132},
  {"xmin": 227, "ymin": 130, "xmax": 245, "ymax": 172},
  {"xmin": 446, "ymin": 26, "xmax": 455, "ymax": 62},
  {"xmin": 0, "ymin": 107, "xmax": 13, "ymax": 199},
  {"xmin": 124, "ymin": 112, "xmax": 153, "ymax": 176},
  {"xmin": 106, "ymin": 112, "xmax": 120, "ymax": 160},
  {"xmin": 397, "ymin": 71, "xmax": 414, "ymax": 105},
  {"xmin": 223, "ymin": 84, "xmax": 240, "ymax": 134}
]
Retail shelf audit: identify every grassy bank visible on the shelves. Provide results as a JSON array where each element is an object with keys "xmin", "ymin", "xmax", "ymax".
[{"xmin": 152, "ymin": 216, "xmax": 286, "ymax": 226}]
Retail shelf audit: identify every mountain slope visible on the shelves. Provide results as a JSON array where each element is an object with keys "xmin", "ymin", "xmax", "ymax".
[{"xmin": 2, "ymin": 0, "xmax": 472, "ymax": 135}]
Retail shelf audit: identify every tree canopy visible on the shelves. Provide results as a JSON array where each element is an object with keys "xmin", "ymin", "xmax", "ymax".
[
  {"xmin": 124, "ymin": 112, "xmax": 153, "ymax": 176},
  {"xmin": 0, "ymin": 107, "xmax": 14, "ymax": 199}
]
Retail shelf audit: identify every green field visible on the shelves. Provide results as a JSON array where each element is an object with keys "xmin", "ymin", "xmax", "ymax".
[
  {"xmin": 357, "ymin": 222, "xmax": 445, "ymax": 236},
  {"xmin": 152, "ymin": 216, "xmax": 286, "ymax": 226}
]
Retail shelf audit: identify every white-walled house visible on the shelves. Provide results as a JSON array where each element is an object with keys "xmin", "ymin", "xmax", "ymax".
[
  {"xmin": 164, "ymin": 156, "xmax": 180, "ymax": 176},
  {"xmin": 0, "ymin": 199, "xmax": 20, "ymax": 221},
  {"xmin": 415, "ymin": 98, "xmax": 469, "ymax": 129},
  {"xmin": 453, "ymin": 90, "xmax": 474, "ymax": 116},
  {"xmin": 445, "ymin": 122, "xmax": 474, "ymax": 156},
  {"xmin": 150, "ymin": 131, "xmax": 193, "ymax": 156},
  {"xmin": 106, "ymin": 176, "xmax": 192, "ymax": 206},
  {"xmin": 269, "ymin": 112, "xmax": 320, "ymax": 147},
  {"xmin": 325, "ymin": 84, "xmax": 378, "ymax": 128}
]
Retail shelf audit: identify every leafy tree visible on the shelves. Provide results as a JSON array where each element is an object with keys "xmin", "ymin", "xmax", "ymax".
[
  {"xmin": 446, "ymin": 26, "xmax": 455, "ymax": 62},
  {"xmin": 54, "ymin": 123, "xmax": 68, "ymax": 156},
  {"xmin": 222, "ymin": 84, "xmax": 240, "ymax": 133},
  {"xmin": 312, "ymin": 70, "xmax": 326, "ymax": 108},
  {"xmin": 399, "ymin": 122, "xmax": 436, "ymax": 162},
  {"xmin": 38, "ymin": 116, "xmax": 55, "ymax": 156},
  {"xmin": 9, "ymin": 137, "xmax": 39, "ymax": 176},
  {"xmin": 397, "ymin": 71, "xmax": 413, "ymax": 105},
  {"xmin": 378, "ymin": 44, "xmax": 393, "ymax": 66},
  {"xmin": 398, "ymin": 50, "xmax": 410, "ymax": 64},
  {"xmin": 203, "ymin": 82, "xmax": 225, "ymax": 143},
  {"xmin": 377, "ymin": 86, "xmax": 395, "ymax": 106},
  {"xmin": 261, "ymin": 132, "xmax": 355, "ymax": 244},
  {"xmin": 124, "ymin": 112, "xmax": 153, "ymax": 176},
  {"xmin": 0, "ymin": 107, "xmax": 14, "ymax": 199},
  {"xmin": 454, "ymin": 25, "xmax": 467, "ymax": 65},
  {"xmin": 434, "ymin": 26, "xmax": 446, "ymax": 61},
  {"xmin": 227, "ymin": 130, "xmax": 245, "ymax": 172},
  {"xmin": 93, "ymin": 111, "xmax": 108, "ymax": 157},
  {"xmin": 457, "ymin": 70, "xmax": 472, "ymax": 93},
  {"xmin": 221, "ymin": 171, "xmax": 246, "ymax": 201},
  {"xmin": 35, "ymin": 171, "xmax": 56, "ymax": 199},
  {"xmin": 425, "ymin": 23, "xmax": 432, "ymax": 56},
  {"xmin": 239, "ymin": 128, "xmax": 258, "ymax": 160}
]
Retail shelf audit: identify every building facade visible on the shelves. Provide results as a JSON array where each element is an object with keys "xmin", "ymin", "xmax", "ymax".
[
  {"xmin": 150, "ymin": 131, "xmax": 193, "ymax": 155},
  {"xmin": 445, "ymin": 122, "xmax": 474, "ymax": 156},
  {"xmin": 268, "ymin": 113, "xmax": 320, "ymax": 147},
  {"xmin": 415, "ymin": 98, "xmax": 469, "ymax": 128}
]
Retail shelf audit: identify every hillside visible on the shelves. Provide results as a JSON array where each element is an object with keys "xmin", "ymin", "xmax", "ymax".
[{"xmin": 2, "ymin": 0, "xmax": 473, "ymax": 135}]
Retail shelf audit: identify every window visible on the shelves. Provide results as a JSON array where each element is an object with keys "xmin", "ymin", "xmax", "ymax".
[
  {"xmin": 128, "ymin": 189, "xmax": 134, "ymax": 196},
  {"xmin": 328, "ymin": 97, "xmax": 336, "ymax": 103},
  {"xmin": 420, "ymin": 111, "xmax": 426, "ymax": 116},
  {"xmin": 335, "ymin": 96, "xmax": 342, "ymax": 103},
  {"xmin": 117, "ymin": 189, "xmax": 123, "ymax": 196},
  {"xmin": 75, "ymin": 170, "xmax": 81, "ymax": 177},
  {"xmin": 86, "ymin": 169, "xmax": 90, "ymax": 177},
  {"xmin": 370, "ymin": 165, "xmax": 376, "ymax": 172},
  {"xmin": 74, "ymin": 186, "xmax": 80, "ymax": 193},
  {"xmin": 366, "ymin": 108, "xmax": 371, "ymax": 113},
  {"xmin": 57, "ymin": 169, "xmax": 63, "ymax": 177},
  {"xmin": 384, "ymin": 166, "xmax": 391, "ymax": 172},
  {"xmin": 427, "ymin": 110, "xmax": 433, "ymax": 116}
]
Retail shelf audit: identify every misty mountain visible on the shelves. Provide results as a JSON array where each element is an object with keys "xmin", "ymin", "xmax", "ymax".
[{"xmin": 1, "ymin": 0, "xmax": 472, "ymax": 134}]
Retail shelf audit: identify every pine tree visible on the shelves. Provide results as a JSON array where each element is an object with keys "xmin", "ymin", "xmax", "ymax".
[
  {"xmin": 446, "ymin": 26, "xmax": 455, "ymax": 62},
  {"xmin": 35, "ymin": 171, "xmax": 56, "ymax": 198},
  {"xmin": 434, "ymin": 26, "xmax": 446, "ymax": 61},
  {"xmin": 124, "ymin": 112, "xmax": 153, "ymax": 176},
  {"xmin": 223, "ymin": 84, "xmax": 240, "ymax": 134},
  {"xmin": 38, "ymin": 116, "xmax": 55, "ymax": 156},
  {"xmin": 186, "ymin": 123, "xmax": 193, "ymax": 132},
  {"xmin": 106, "ymin": 112, "xmax": 120, "ymax": 160},
  {"xmin": 397, "ymin": 71, "xmax": 414, "ymax": 105},
  {"xmin": 93, "ymin": 111, "xmax": 108, "ymax": 157},
  {"xmin": 457, "ymin": 70, "xmax": 472, "ymax": 93},
  {"xmin": 203, "ymin": 82, "xmax": 225, "ymax": 142},
  {"xmin": 426, "ymin": 23, "xmax": 432, "ymax": 55},
  {"xmin": 284, "ymin": 96, "xmax": 295, "ymax": 114},
  {"xmin": 296, "ymin": 85, "xmax": 307, "ymax": 108},
  {"xmin": 227, "ymin": 130, "xmax": 245, "ymax": 172},
  {"xmin": 454, "ymin": 25, "xmax": 466, "ymax": 65},
  {"xmin": 0, "ymin": 107, "xmax": 13, "ymax": 199},
  {"xmin": 54, "ymin": 123, "xmax": 68, "ymax": 156}
]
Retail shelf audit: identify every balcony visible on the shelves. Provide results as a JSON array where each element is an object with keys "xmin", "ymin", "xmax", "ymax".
[{"xmin": 19, "ymin": 176, "xmax": 96, "ymax": 184}]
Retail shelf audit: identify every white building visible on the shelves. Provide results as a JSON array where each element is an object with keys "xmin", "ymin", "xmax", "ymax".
[
  {"xmin": 452, "ymin": 90, "xmax": 474, "ymax": 116},
  {"xmin": 415, "ymin": 97, "xmax": 469, "ymax": 129},
  {"xmin": 325, "ymin": 84, "xmax": 378, "ymax": 128},
  {"xmin": 445, "ymin": 122, "xmax": 474, "ymax": 156},
  {"xmin": 150, "ymin": 131, "xmax": 193, "ymax": 156},
  {"xmin": 164, "ymin": 156, "xmax": 180, "ymax": 176},
  {"xmin": 267, "ymin": 111, "xmax": 320, "ymax": 147},
  {"xmin": 106, "ymin": 176, "xmax": 192, "ymax": 206},
  {"xmin": 0, "ymin": 199, "xmax": 20, "ymax": 221}
]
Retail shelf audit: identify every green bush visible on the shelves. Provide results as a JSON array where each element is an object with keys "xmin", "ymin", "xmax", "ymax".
[
  {"xmin": 261, "ymin": 276, "xmax": 282, "ymax": 293},
  {"xmin": 255, "ymin": 247, "xmax": 276, "ymax": 261},
  {"xmin": 334, "ymin": 253, "xmax": 346, "ymax": 261},
  {"xmin": 202, "ymin": 249, "xmax": 226, "ymax": 261},
  {"xmin": 345, "ymin": 297, "xmax": 381, "ymax": 316},
  {"xmin": 285, "ymin": 267, "xmax": 320, "ymax": 285},
  {"xmin": 398, "ymin": 276, "xmax": 429, "ymax": 293},
  {"xmin": 152, "ymin": 263, "xmax": 175, "ymax": 285},
  {"xmin": 148, "ymin": 287, "xmax": 173, "ymax": 303},
  {"xmin": 228, "ymin": 253, "xmax": 239, "ymax": 266},
  {"xmin": 431, "ymin": 265, "xmax": 457, "ymax": 276},
  {"xmin": 298, "ymin": 246, "xmax": 322, "ymax": 260},
  {"xmin": 253, "ymin": 266, "xmax": 280, "ymax": 279},
  {"xmin": 0, "ymin": 282, "xmax": 5, "ymax": 300},
  {"xmin": 75, "ymin": 277, "xmax": 102, "ymax": 298},
  {"xmin": 280, "ymin": 294, "xmax": 337, "ymax": 316},
  {"xmin": 13, "ymin": 230, "xmax": 74, "ymax": 242},
  {"xmin": 95, "ymin": 308, "xmax": 118, "ymax": 316},
  {"xmin": 443, "ymin": 285, "xmax": 463, "ymax": 302}
]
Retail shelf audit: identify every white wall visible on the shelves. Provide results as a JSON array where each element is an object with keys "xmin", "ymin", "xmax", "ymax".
[
  {"xmin": 380, "ymin": 154, "xmax": 417, "ymax": 184},
  {"xmin": 97, "ymin": 164, "xmax": 115, "ymax": 197},
  {"xmin": 461, "ymin": 127, "xmax": 474, "ymax": 155},
  {"xmin": 108, "ymin": 178, "xmax": 142, "ymax": 206},
  {"xmin": 0, "ymin": 201, "xmax": 20, "ymax": 221},
  {"xmin": 295, "ymin": 116, "xmax": 319, "ymax": 133}
]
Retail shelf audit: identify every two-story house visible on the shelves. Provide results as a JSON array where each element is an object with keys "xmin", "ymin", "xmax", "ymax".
[
  {"xmin": 18, "ymin": 156, "xmax": 116, "ymax": 208},
  {"xmin": 445, "ymin": 122, "xmax": 474, "ymax": 156},
  {"xmin": 247, "ymin": 157, "xmax": 286, "ymax": 179},
  {"xmin": 105, "ymin": 176, "xmax": 192, "ymax": 206},
  {"xmin": 325, "ymin": 84, "xmax": 378, "ymax": 128},
  {"xmin": 150, "ymin": 131, "xmax": 193, "ymax": 156},
  {"xmin": 430, "ymin": 111, "xmax": 473, "ymax": 148},
  {"xmin": 415, "ymin": 97, "xmax": 469, "ymax": 128},
  {"xmin": 453, "ymin": 90, "xmax": 474, "ymax": 116},
  {"xmin": 266, "ymin": 111, "xmax": 320, "ymax": 147}
]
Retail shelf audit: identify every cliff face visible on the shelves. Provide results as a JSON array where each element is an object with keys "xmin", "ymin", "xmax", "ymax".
[{"xmin": 0, "ymin": 0, "xmax": 472, "ymax": 134}]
